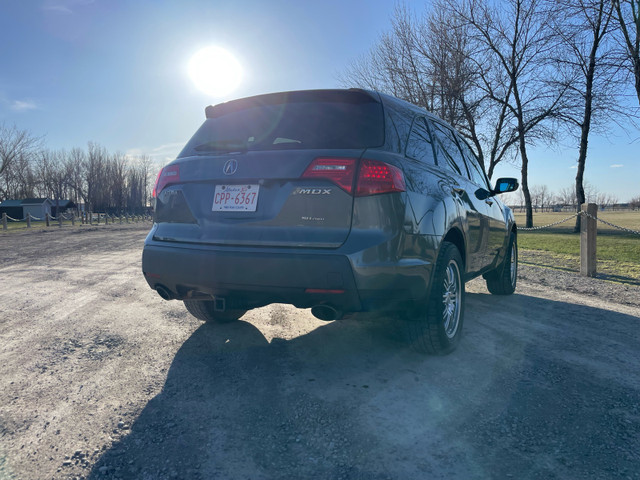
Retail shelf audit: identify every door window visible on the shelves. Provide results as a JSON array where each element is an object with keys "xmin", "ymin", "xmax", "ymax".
[{"xmin": 457, "ymin": 137, "xmax": 489, "ymax": 189}]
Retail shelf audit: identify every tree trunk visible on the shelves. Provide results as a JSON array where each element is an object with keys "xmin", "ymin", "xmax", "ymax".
[
  {"xmin": 519, "ymin": 138, "xmax": 533, "ymax": 228},
  {"xmin": 574, "ymin": 166, "xmax": 586, "ymax": 232},
  {"xmin": 574, "ymin": 20, "xmax": 600, "ymax": 232}
]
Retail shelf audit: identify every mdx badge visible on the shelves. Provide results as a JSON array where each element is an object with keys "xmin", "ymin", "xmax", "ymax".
[
  {"xmin": 223, "ymin": 159, "xmax": 238, "ymax": 175},
  {"xmin": 293, "ymin": 187, "xmax": 333, "ymax": 195}
]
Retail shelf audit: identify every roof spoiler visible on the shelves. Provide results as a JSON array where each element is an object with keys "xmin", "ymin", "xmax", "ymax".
[{"xmin": 205, "ymin": 89, "xmax": 379, "ymax": 119}]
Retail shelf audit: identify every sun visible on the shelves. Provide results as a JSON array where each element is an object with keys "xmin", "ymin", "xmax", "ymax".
[{"xmin": 188, "ymin": 46, "xmax": 242, "ymax": 98}]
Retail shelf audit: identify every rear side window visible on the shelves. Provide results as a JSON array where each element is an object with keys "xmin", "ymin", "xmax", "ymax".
[
  {"xmin": 429, "ymin": 121, "xmax": 469, "ymax": 178},
  {"xmin": 406, "ymin": 117, "xmax": 435, "ymax": 165},
  {"xmin": 178, "ymin": 98, "xmax": 384, "ymax": 157}
]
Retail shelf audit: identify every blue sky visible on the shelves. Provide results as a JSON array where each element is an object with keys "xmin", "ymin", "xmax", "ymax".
[{"xmin": 1, "ymin": 0, "xmax": 638, "ymax": 201}]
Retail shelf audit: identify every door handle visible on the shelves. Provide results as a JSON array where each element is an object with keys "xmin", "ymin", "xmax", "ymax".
[
  {"xmin": 485, "ymin": 199, "xmax": 494, "ymax": 206},
  {"xmin": 452, "ymin": 188, "xmax": 465, "ymax": 196}
]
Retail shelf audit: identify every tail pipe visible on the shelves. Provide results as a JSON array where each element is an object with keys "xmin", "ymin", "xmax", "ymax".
[
  {"xmin": 155, "ymin": 285, "xmax": 174, "ymax": 301},
  {"xmin": 311, "ymin": 305, "xmax": 343, "ymax": 321}
]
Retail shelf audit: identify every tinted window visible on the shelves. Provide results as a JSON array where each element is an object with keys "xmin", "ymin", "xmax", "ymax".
[
  {"xmin": 457, "ymin": 137, "xmax": 489, "ymax": 189},
  {"xmin": 429, "ymin": 121, "xmax": 469, "ymax": 178},
  {"xmin": 406, "ymin": 117, "xmax": 436, "ymax": 165},
  {"xmin": 179, "ymin": 100, "xmax": 384, "ymax": 157}
]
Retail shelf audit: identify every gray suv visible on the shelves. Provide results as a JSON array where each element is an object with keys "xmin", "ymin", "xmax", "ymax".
[{"xmin": 142, "ymin": 89, "xmax": 518, "ymax": 354}]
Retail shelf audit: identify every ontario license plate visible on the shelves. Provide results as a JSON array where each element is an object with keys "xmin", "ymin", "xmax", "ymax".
[{"xmin": 212, "ymin": 184, "xmax": 260, "ymax": 212}]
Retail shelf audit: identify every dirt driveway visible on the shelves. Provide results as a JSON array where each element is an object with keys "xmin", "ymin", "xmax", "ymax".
[{"xmin": 1, "ymin": 225, "xmax": 639, "ymax": 479}]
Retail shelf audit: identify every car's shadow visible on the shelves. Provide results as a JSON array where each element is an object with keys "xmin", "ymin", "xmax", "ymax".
[{"xmin": 86, "ymin": 292, "xmax": 640, "ymax": 479}]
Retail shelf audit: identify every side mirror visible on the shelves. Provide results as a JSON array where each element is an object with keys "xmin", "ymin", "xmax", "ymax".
[{"xmin": 492, "ymin": 177, "xmax": 519, "ymax": 195}]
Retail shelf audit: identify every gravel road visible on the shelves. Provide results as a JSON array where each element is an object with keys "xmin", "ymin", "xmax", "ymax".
[{"xmin": 1, "ymin": 225, "xmax": 639, "ymax": 480}]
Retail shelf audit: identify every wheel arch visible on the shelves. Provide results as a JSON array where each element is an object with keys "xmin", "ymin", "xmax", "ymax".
[{"xmin": 442, "ymin": 227, "xmax": 466, "ymax": 269}]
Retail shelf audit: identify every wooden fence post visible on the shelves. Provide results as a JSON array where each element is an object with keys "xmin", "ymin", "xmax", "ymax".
[
  {"xmin": 45, "ymin": 213, "xmax": 50, "ymax": 227},
  {"xmin": 580, "ymin": 203, "xmax": 597, "ymax": 277},
  {"xmin": 71, "ymin": 214, "xmax": 75, "ymax": 226},
  {"xmin": 2, "ymin": 212, "xmax": 7, "ymax": 230},
  {"xmin": 26, "ymin": 214, "xmax": 31, "ymax": 228},
  {"xmin": 58, "ymin": 214, "xmax": 62, "ymax": 227}
]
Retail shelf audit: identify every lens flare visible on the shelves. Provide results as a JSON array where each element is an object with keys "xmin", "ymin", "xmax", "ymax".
[{"xmin": 188, "ymin": 46, "xmax": 242, "ymax": 97}]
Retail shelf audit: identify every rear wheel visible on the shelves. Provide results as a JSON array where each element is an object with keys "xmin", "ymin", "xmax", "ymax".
[
  {"xmin": 406, "ymin": 242, "xmax": 465, "ymax": 355},
  {"xmin": 183, "ymin": 300, "xmax": 247, "ymax": 323},
  {"xmin": 485, "ymin": 232, "xmax": 517, "ymax": 295}
]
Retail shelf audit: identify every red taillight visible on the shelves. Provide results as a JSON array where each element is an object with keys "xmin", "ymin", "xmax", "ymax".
[
  {"xmin": 305, "ymin": 288, "xmax": 345, "ymax": 294},
  {"xmin": 356, "ymin": 159, "xmax": 406, "ymax": 196},
  {"xmin": 152, "ymin": 164, "xmax": 180, "ymax": 197},
  {"xmin": 301, "ymin": 158, "xmax": 357, "ymax": 194},
  {"xmin": 301, "ymin": 157, "xmax": 406, "ymax": 197}
]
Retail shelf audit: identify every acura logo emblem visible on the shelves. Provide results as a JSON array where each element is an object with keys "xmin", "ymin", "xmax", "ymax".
[{"xmin": 223, "ymin": 159, "xmax": 238, "ymax": 175}]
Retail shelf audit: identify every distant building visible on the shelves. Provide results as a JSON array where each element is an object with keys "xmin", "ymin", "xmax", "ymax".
[
  {"xmin": 0, "ymin": 199, "xmax": 24, "ymax": 219},
  {"xmin": 0, "ymin": 198, "xmax": 56, "ymax": 220},
  {"xmin": 21, "ymin": 198, "xmax": 54, "ymax": 220}
]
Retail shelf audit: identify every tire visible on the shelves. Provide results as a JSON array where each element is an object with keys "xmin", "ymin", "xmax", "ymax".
[
  {"xmin": 183, "ymin": 300, "xmax": 247, "ymax": 323},
  {"xmin": 485, "ymin": 232, "xmax": 517, "ymax": 295},
  {"xmin": 406, "ymin": 241, "xmax": 465, "ymax": 355}
]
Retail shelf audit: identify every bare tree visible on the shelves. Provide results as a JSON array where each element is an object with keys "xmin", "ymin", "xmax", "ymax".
[
  {"xmin": 85, "ymin": 142, "xmax": 109, "ymax": 213},
  {"xmin": 126, "ymin": 154, "xmax": 153, "ymax": 212},
  {"xmin": 341, "ymin": 2, "xmax": 522, "ymax": 179},
  {"xmin": 0, "ymin": 124, "xmax": 40, "ymax": 176},
  {"xmin": 109, "ymin": 152, "xmax": 128, "ymax": 212},
  {"xmin": 453, "ymin": 0, "xmax": 568, "ymax": 227},
  {"xmin": 426, "ymin": 0, "xmax": 522, "ymax": 178},
  {"xmin": 614, "ymin": 0, "xmax": 640, "ymax": 104},
  {"xmin": 596, "ymin": 192, "xmax": 619, "ymax": 209},
  {"xmin": 0, "ymin": 124, "xmax": 41, "ymax": 200},
  {"xmin": 35, "ymin": 149, "xmax": 72, "ymax": 206},
  {"xmin": 540, "ymin": 184, "xmax": 551, "ymax": 212},
  {"xmin": 65, "ymin": 148, "xmax": 87, "ymax": 208},
  {"xmin": 1, "ymin": 126, "xmax": 154, "ymax": 213},
  {"xmin": 530, "ymin": 184, "xmax": 552, "ymax": 212},
  {"xmin": 2, "ymin": 152, "xmax": 36, "ymax": 200},
  {"xmin": 584, "ymin": 180, "xmax": 600, "ymax": 203},
  {"xmin": 630, "ymin": 194, "xmax": 640, "ymax": 209},
  {"xmin": 556, "ymin": 185, "xmax": 578, "ymax": 208},
  {"xmin": 551, "ymin": 0, "xmax": 624, "ymax": 231}
]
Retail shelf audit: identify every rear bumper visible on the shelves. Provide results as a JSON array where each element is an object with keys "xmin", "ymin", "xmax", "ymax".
[{"xmin": 142, "ymin": 239, "xmax": 433, "ymax": 313}]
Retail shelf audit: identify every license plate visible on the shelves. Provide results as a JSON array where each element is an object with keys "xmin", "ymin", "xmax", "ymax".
[{"xmin": 212, "ymin": 184, "xmax": 260, "ymax": 212}]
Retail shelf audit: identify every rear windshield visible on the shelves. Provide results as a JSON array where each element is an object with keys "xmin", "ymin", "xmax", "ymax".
[{"xmin": 178, "ymin": 96, "xmax": 384, "ymax": 157}]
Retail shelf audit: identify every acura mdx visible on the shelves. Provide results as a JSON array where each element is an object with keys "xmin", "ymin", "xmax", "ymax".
[{"xmin": 142, "ymin": 89, "xmax": 518, "ymax": 354}]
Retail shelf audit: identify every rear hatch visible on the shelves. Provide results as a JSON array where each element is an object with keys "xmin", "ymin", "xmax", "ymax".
[{"xmin": 153, "ymin": 90, "xmax": 389, "ymax": 248}]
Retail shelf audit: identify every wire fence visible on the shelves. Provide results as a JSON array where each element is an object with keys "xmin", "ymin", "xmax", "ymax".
[
  {"xmin": 519, "ymin": 210, "xmax": 640, "ymax": 236},
  {"xmin": 2, "ymin": 212, "xmax": 153, "ymax": 230},
  {"xmin": 516, "ymin": 204, "xmax": 640, "ymax": 281}
]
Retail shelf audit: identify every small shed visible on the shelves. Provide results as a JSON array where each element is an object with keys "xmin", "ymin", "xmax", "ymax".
[
  {"xmin": 0, "ymin": 199, "xmax": 24, "ymax": 219},
  {"xmin": 21, "ymin": 198, "xmax": 53, "ymax": 220}
]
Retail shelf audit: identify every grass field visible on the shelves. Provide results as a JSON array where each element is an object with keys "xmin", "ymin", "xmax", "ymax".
[{"xmin": 514, "ymin": 210, "xmax": 640, "ymax": 284}]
